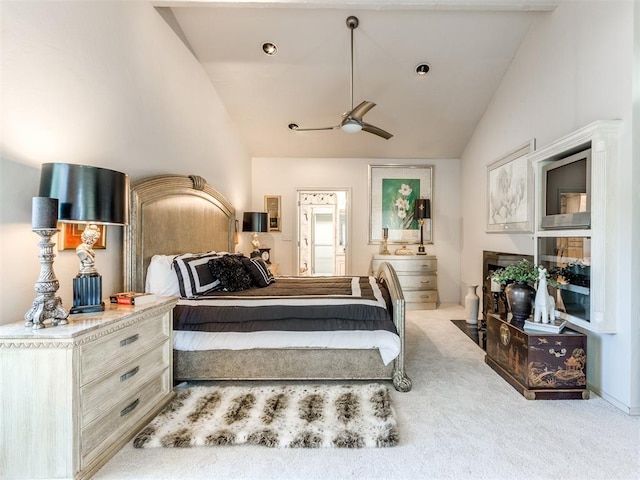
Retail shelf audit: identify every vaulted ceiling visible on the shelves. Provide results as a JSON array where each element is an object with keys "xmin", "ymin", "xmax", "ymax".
[{"xmin": 155, "ymin": 1, "xmax": 556, "ymax": 159}]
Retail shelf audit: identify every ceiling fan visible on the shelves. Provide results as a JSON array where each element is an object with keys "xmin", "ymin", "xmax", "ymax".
[{"xmin": 288, "ymin": 16, "xmax": 393, "ymax": 140}]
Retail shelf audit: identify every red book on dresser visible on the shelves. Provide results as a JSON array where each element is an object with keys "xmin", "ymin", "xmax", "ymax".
[{"xmin": 109, "ymin": 291, "xmax": 157, "ymax": 306}]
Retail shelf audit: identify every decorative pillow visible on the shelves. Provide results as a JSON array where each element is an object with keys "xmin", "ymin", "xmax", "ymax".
[
  {"xmin": 145, "ymin": 254, "xmax": 181, "ymax": 296},
  {"xmin": 208, "ymin": 255, "xmax": 253, "ymax": 292},
  {"xmin": 173, "ymin": 252, "xmax": 221, "ymax": 298},
  {"xmin": 242, "ymin": 256, "xmax": 275, "ymax": 288}
]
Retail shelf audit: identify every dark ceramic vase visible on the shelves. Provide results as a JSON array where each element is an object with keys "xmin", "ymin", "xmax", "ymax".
[{"xmin": 504, "ymin": 282, "xmax": 536, "ymax": 322}]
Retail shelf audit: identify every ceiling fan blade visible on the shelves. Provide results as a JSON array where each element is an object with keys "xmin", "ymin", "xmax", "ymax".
[
  {"xmin": 362, "ymin": 122, "xmax": 393, "ymax": 140},
  {"xmin": 289, "ymin": 125, "xmax": 340, "ymax": 132},
  {"xmin": 349, "ymin": 101, "xmax": 376, "ymax": 121}
]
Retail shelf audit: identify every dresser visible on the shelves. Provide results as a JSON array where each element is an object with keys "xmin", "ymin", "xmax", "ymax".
[
  {"xmin": 371, "ymin": 254, "xmax": 438, "ymax": 310},
  {"xmin": 0, "ymin": 296, "xmax": 178, "ymax": 479}
]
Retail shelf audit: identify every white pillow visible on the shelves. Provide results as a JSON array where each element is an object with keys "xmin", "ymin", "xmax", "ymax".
[{"xmin": 145, "ymin": 254, "xmax": 182, "ymax": 296}]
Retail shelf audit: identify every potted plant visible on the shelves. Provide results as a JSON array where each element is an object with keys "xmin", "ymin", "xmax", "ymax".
[{"xmin": 491, "ymin": 259, "xmax": 555, "ymax": 322}]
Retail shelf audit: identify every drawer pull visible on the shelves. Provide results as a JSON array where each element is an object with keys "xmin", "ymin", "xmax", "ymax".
[
  {"xmin": 421, "ymin": 280, "xmax": 431, "ymax": 284},
  {"xmin": 120, "ymin": 334, "xmax": 139, "ymax": 347},
  {"xmin": 120, "ymin": 366, "xmax": 140, "ymax": 382},
  {"xmin": 120, "ymin": 398, "xmax": 140, "ymax": 417}
]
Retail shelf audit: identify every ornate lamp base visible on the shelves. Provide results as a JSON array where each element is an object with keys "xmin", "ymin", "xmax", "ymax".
[
  {"xmin": 417, "ymin": 221, "xmax": 426, "ymax": 255},
  {"xmin": 24, "ymin": 228, "xmax": 69, "ymax": 329}
]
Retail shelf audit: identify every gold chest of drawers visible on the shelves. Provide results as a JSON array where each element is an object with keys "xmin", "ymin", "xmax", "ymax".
[
  {"xmin": 371, "ymin": 254, "xmax": 438, "ymax": 310},
  {"xmin": 0, "ymin": 297, "xmax": 178, "ymax": 479}
]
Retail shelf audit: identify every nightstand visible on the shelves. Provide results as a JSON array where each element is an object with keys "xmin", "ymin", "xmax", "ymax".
[{"xmin": 268, "ymin": 263, "xmax": 280, "ymax": 276}]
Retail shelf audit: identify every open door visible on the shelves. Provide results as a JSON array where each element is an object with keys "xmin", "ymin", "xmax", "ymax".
[{"xmin": 297, "ymin": 189, "xmax": 349, "ymax": 276}]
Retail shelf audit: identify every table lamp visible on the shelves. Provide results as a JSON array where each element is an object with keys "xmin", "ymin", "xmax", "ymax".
[
  {"xmin": 415, "ymin": 198, "xmax": 431, "ymax": 255},
  {"xmin": 39, "ymin": 163, "xmax": 129, "ymax": 314},
  {"xmin": 242, "ymin": 212, "xmax": 268, "ymax": 255}
]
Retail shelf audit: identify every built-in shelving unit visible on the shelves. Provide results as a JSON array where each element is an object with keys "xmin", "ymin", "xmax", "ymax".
[{"xmin": 530, "ymin": 120, "xmax": 622, "ymax": 333}]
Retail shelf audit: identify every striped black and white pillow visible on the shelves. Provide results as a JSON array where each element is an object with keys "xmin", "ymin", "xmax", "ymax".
[
  {"xmin": 173, "ymin": 252, "xmax": 221, "ymax": 298},
  {"xmin": 242, "ymin": 256, "xmax": 275, "ymax": 288}
]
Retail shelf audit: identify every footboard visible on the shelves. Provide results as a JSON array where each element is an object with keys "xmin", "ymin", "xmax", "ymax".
[{"xmin": 376, "ymin": 261, "xmax": 412, "ymax": 392}]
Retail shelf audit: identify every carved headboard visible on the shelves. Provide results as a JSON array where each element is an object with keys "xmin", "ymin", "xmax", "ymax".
[{"xmin": 124, "ymin": 174, "xmax": 235, "ymax": 292}]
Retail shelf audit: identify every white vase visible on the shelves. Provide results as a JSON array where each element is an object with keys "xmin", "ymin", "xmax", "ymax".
[{"xmin": 465, "ymin": 284, "xmax": 479, "ymax": 325}]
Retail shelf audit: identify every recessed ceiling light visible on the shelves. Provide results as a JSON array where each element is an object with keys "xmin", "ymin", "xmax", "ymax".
[
  {"xmin": 262, "ymin": 42, "xmax": 278, "ymax": 56},
  {"xmin": 416, "ymin": 63, "xmax": 430, "ymax": 76}
]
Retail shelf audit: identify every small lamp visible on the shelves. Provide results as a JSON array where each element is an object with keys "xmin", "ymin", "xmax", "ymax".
[
  {"xmin": 415, "ymin": 198, "xmax": 431, "ymax": 255},
  {"xmin": 39, "ymin": 163, "xmax": 129, "ymax": 314},
  {"xmin": 242, "ymin": 212, "xmax": 268, "ymax": 255}
]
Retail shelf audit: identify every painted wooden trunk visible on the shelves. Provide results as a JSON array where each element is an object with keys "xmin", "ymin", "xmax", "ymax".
[{"xmin": 485, "ymin": 313, "xmax": 589, "ymax": 400}]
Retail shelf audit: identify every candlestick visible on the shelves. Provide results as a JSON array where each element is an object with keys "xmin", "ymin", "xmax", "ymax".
[
  {"xmin": 381, "ymin": 227, "xmax": 390, "ymax": 255},
  {"xmin": 24, "ymin": 228, "xmax": 68, "ymax": 329},
  {"xmin": 32, "ymin": 197, "xmax": 58, "ymax": 229}
]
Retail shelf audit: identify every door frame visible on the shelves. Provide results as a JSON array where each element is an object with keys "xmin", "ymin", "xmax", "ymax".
[{"xmin": 295, "ymin": 187, "xmax": 352, "ymax": 276}]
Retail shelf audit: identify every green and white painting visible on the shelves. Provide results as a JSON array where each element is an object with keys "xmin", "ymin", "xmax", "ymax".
[
  {"xmin": 381, "ymin": 179, "xmax": 420, "ymax": 230},
  {"xmin": 369, "ymin": 165, "xmax": 433, "ymax": 244}
]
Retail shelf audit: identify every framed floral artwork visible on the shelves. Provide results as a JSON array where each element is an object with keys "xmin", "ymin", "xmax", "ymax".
[
  {"xmin": 486, "ymin": 140, "xmax": 535, "ymax": 233},
  {"xmin": 369, "ymin": 164, "xmax": 433, "ymax": 244}
]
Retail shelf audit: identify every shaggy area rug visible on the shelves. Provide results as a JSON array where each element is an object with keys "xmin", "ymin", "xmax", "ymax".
[{"xmin": 133, "ymin": 383, "xmax": 398, "ymax": 449}]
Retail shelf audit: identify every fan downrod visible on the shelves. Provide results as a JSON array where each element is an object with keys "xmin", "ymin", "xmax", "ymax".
[{"xmin": 346, "ymin": 16, "xmax": 358, "ymax": 30}]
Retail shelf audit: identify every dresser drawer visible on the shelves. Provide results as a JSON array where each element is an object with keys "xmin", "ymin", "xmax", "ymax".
[
  {"xmin": 80, "ymin": 313, "xmax": 169, "ymax": 385},
  {"xmin": 81, "ymin": 372, "xmax": 170, "ymax": 467},
  {"xmin": 372, "ymin": 257, "xmax": 436, "ymax": 274},
  {"xmin": 404, "ymin": 290, "xmax": 438, "ymax": 304},
  {"xmin": 81, "ymin": 340, "xmax": 170, "ymax": 427},
  {"xmin": 397, "ymin": 273, "xmax": 437, "ymax": 290}
]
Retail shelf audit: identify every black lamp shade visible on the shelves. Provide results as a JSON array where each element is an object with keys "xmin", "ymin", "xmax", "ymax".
[
  {"xmin": 243, "ymin": 212, "xmax": 268, "ymax": 233},
  {"xmin": 39, "ymin": 163, "xmax": 129, "ymax": 225},
  {"xmin": 415, "ymin": 199, "xmax": 431, "ymax": 220}
]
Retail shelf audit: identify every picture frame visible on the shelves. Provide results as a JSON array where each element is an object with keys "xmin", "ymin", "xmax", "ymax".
[
  {"xmin": 264, "ymin": 195, "xmax": 281, "ymax": 232},
  {"xmin": 369, "ymin": 164, "xmax": 433, "ymax": 244},
  {"xmin": 58, "ymin": 223, "xmax": 106, "ymax": 251},
  {"xmin": 486, "ymin": 140, "xmax": 535, "ymax": 233}
]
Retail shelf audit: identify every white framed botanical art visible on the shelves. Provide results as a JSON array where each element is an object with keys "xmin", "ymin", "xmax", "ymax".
[{"xmin": 486, "ymin": 140, "xmax": 535, "ymax": 233}]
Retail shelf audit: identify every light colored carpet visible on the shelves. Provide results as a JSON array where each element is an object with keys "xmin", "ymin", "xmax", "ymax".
[
  {"xmin": 95, "ymin": 304, "xmax": 640, "ymax": 480},
  {"xmin": 133, "ymin": 383, "xmax": 398, "ymax": 449}
]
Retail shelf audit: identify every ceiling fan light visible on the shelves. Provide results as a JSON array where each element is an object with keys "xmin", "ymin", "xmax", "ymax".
[{"xmin": 341, "ymin": 120, "xmax": 362, "ymax": 134}]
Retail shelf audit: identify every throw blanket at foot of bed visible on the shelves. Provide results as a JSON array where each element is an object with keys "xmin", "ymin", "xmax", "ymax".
[{"xmin": 133, "ymin": 383, "xmax": 399, "ymax": 449}]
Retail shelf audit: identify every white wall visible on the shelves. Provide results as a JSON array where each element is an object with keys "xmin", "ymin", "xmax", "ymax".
[
  {"xmin": 0, "ymin": 1, "xmax": 252, "ymax": 325},
  {"xmin": 460, "ymin": 1, "xmax": 637, "ymax": 412},
  {"xmin": 251, "ymin": 157, "xmax": 462, "ymax": 304}
]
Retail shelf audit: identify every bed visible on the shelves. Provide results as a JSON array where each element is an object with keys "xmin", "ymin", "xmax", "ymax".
[{"xmin": 123, "ymin": 174, "xmax": 411, "ymax": 392}]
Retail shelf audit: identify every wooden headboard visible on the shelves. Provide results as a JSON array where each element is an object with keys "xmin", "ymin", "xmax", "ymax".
[{"xmin": 124, "ymin": 174, "xmax": 235, "ymax": 292}]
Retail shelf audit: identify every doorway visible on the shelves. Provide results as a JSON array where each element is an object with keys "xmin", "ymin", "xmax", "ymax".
[{"xmin": 297, "ymin": 189, "xmax": 349, "ymax": 276}]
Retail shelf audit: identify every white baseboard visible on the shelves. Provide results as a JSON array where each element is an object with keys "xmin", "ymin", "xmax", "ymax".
[{"xmin": 588, "ymin": 382, "xmax": 638, "ymax": 415}]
